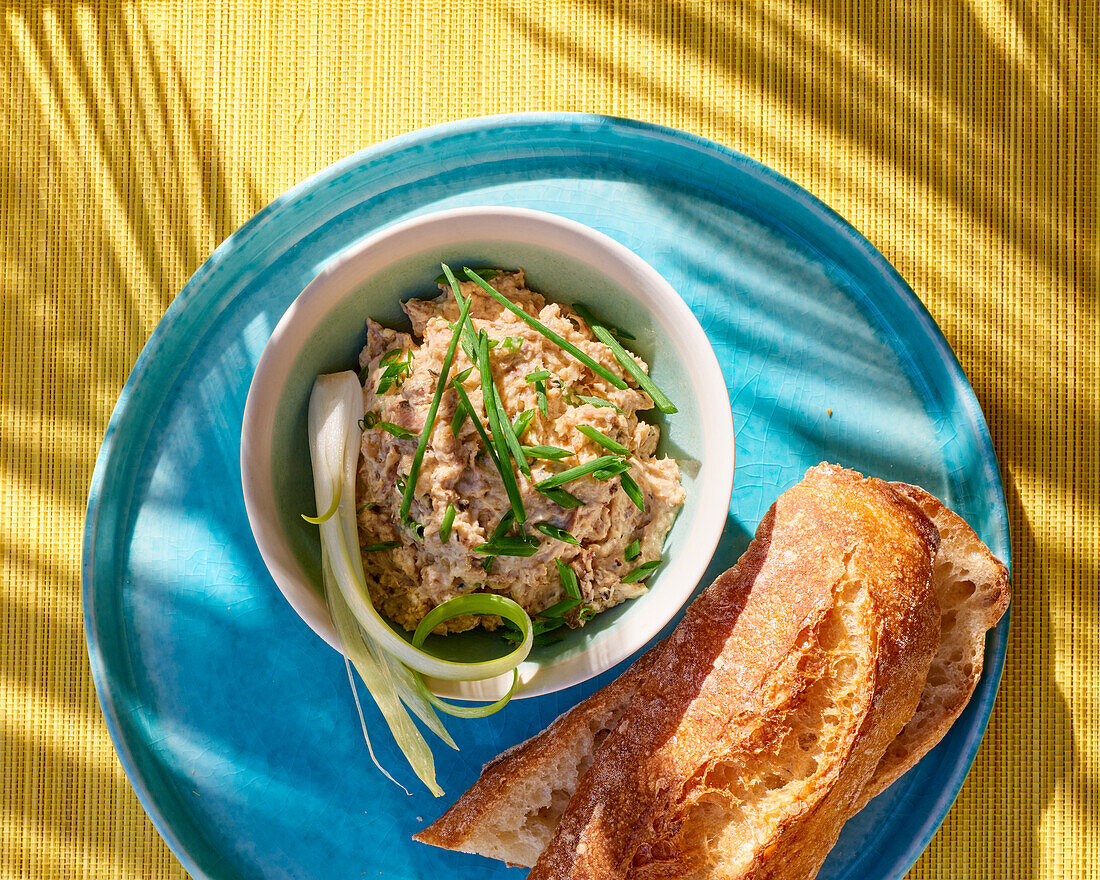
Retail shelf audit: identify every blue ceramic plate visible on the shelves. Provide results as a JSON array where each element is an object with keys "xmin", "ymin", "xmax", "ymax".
[{"xmin": 83, "ymin": 114, "xmax": 1010, "ymax": 880}]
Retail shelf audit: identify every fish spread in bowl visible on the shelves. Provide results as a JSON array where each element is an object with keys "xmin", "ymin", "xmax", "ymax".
[{"xmin": 355, "ymin": 270, "xmax": 685, "ymax": 638}]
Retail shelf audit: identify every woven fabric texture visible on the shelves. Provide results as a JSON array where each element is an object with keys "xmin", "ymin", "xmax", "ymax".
[{"xmin": 1, "ymin": 1, "xmax": 1095, "ymax": 877}]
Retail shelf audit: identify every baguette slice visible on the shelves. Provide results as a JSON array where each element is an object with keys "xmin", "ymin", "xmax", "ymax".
[
  {"xmin": 415, "ymin": 477, "xmax": 1009, "ymax": 869},
  {"xmin": 526, "ymin": 464, "xmax": 940, "ymax": 880},
  {"xmin": 853, "ymin": 482, "xmax": 1009, "ymax": 808}
]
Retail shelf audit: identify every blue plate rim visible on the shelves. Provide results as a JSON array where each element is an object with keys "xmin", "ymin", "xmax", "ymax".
[{"xmin": 82, "ymin": 112, "xmax": 1010, "ymax": 880}]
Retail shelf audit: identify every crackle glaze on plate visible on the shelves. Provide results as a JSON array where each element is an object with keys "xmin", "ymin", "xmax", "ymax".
[{"xmin": 83, "ymin": 114, "xmax": 1009, "ymax": 880}]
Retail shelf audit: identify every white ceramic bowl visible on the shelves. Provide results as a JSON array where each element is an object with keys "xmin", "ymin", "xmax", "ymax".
[{"xmin": 241, "ymin": 206, "xmax": 734, "ymax": 700}]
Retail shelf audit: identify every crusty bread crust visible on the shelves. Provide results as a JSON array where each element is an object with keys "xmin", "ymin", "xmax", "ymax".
[
  {"xmin": 852, "ymin": 482, "xmax": 1009, "ymax": 809},
  {"xmin": 528, "ymin": 463, "xmax": 940, "ymax": 880},
  {"xmin": 412, "ymin": 648, "xmax": 663, "ymax": 866}
]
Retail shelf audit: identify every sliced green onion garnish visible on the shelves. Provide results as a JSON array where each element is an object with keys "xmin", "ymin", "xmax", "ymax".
[
  {"xmin": 435, "ymin": 266, "xmax": 502, "ymax": 285},
  {"xmin": 571, "ymin": 301, "xmax": 636, "ymax": 340},
  {"xmin": 358, "ymin": 412, "xmax": 380, "ymax": 430},
  {"xmin": 495, "ymin": 335, "xmax": 524, "ymax": 355},
  {"xmin": 463, "ymin": 267, "xmax": 628, "ymax": 390},
  {"xmin": 540, "ymin": 596, "xmax": 582, "ymax": 618},
  {"xmin": 535, "ymin": 455, "xmax": 625, "ymax": 490},
  {"xmin": 399, "ymin": 293, "xmax": 474, "ymax": 523},
  {"xmin": 362, "ymin": 540, "xmax": 402, "ymax": 552},
  {"xmin": 590, "ymin": 325, "xmax": 677, "ymax": 415},
  {"xmin": 409, "ymin": 594, "xmax": 531, "ymax": 718},
  {"xmin": 535, "ymin": 380, "xmax": 548, "ymax": 418},
  {"xmin": 490, "ymin": 510, "xmax": 515, "ymax": 544},
  {"xmin": 494, "ymin": 384, "xmax": 531, "ymax": 479},
  {"xmin": 576, "ymin": 394, "xmax": 623, "ymax": 414},
  {"xmin": 451, "ymin": 381, "xmax": 502, "ymax": 469},
  {"xmin": 576, "ymin": 425, "xmax": 630, "ymax": 454},
  {"xmin": 439, "ymin": 503, "xmax": 456, "ymax": 543},
  {"xmin": 474, "ymin": 536, "xmax": 540, "ymax": 557},
  {"xmin": 593, "ymin": 459, "xmax": 632, "ymax": 481},
  {"xmin": 525, "ymin": 370, "xmax": 551, "ymax": 382},
  {"xmin": 521, "ymin": 444, "xmax": 575, "ymax": 462},
  {"xmin": 375, "ymin": 352, "xmax": 413, "ymax": 395},
  {"xmin": 555, "ymin": 559, "xmax": 582, "ymax": 599},
  {"xmin": 376, "ymin": 421, "xmax": 417, "ymax": 439},
  {"xmin": 450, "ymin": 400, "xmax": 469, "ymax": 436},
  {"xmin": 534, "ymin": 522, "xmax": 579, "ymax": 545},
  {"xmin": 625, "ymin": 539, "xmax": 641, "ymax": 561},
  {"xmin": 537, "ymin": 486, "xmax": 585, "ymax": 508},
  {"xmin": 579, "ymin": 606, "xmax": 596, "ymax": 622},
  {"xmin": 511, "ymin": 408, "xmax": 536, "ymax": 440},
  {"xmin": 622, "ymin": 559, "xmax": 661, "ymax": 583},
  {"xmin": 620, "ymin": 472, "xmax": 645, "ymax": 511},
  {"xmin": 441, "ymin": 264, "xmax": 481, "ymax": 362},
  {"xmin": 533, "ymin": 617, "xmax": 566, "ymax": 636},
  {"xmin": 477, "ymin": 333, "xmax": 529, "ymax": 518}
]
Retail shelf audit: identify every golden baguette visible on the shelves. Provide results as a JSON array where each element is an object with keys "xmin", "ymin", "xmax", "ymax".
[
  {"xmin": 525, "ymin": 464, "xmax": 940, "ymax": 879},
  {"xmin": 419, "ymin": 465, "xmax": 981, "ymax": 876},
  {"xmin": 416, "ymin": 478, "xmax": 1009, "ymax": 865}
]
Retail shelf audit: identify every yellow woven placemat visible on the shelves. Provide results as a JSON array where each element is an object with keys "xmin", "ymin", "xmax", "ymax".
[{"xmin": 2, "ymin": 1, "xmax": 1095, "ymax": 877}]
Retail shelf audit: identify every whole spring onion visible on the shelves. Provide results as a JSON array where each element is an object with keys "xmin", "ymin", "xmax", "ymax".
[
  {"xmin": 307, "ymin": 372, "xmax": 534, "ymax": 794},
  {"xmin": 463, "ymin": 267, "xmax": 628, "ymax": 390},
  {"xmin": 308, "ymin": 373, "xmax": 447, "ymax": 795}
]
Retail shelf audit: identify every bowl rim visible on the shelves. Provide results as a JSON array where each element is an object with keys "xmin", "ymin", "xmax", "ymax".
[{"xmin": 240, "ymin": 205, "xmax": 735, "ymax": 699}]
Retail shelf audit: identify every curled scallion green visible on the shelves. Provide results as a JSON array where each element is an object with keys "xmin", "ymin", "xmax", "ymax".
[{"xmin": 409, "ymin": 594, "xmax": 532, "ymax": 718}]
